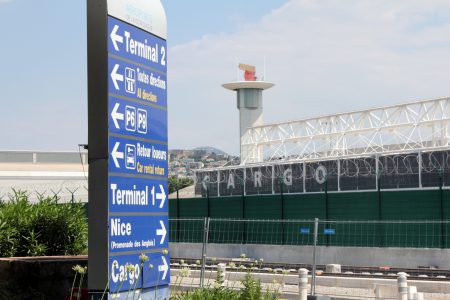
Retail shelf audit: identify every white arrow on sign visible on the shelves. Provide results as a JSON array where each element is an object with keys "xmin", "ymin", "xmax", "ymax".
[
  {"xmin": 158, "ymin": 256, "xmax": 168, "ymax": 280},
  {"xmin": 111, "ymin": 142, "xmax": 124, "ymax": 168},
  {"xmin": 155, "ymin": 185, "xmax": 166, "ymax": 208},
  {"xmin": 111, "ymin": 64, "xmax": 124, "ymax": 90},
  {"xmin": 110, "ymin": 25, "xmax": 123, "ymax": 51},
  {"xmin": 156, "ymin": 220, "xmax": 167, "ymax": 244},
  {"xmin": 111, "ymin": 103, "xmax": 124, "ymax": 129}
]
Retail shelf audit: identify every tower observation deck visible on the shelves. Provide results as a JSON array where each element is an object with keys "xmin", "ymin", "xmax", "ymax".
[{"xmin": 222, "ymin": 64, "xmax": 274, "ymax": 163}]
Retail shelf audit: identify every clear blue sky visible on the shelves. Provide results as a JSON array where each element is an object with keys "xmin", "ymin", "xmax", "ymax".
[{"xmin": 1, "ymin": 0, "xmax": 450, "ymax": 155}]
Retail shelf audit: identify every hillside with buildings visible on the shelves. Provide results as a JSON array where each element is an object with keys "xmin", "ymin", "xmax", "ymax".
[{"xmin": 169, "ymin": 147, "xmax": 237, "ymax": 179}]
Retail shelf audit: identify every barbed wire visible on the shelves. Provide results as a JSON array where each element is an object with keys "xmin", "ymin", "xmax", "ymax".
[{"xmin": 195, "ymin": 150, "xmax": 450, "ymax": 195}]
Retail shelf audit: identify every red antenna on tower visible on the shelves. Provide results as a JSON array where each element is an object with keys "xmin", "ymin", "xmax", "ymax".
[{"xmin": 239, "ymin": 63, "xmax": 257, "ymax": 81}]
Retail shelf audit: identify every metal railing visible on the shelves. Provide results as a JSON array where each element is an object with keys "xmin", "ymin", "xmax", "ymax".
[
  {"xmin": 169, "ymin": 218, "xmax": 450, "ymax": 249},
  {"xmin": 169, "ymin": 218, "xmax": 450, "ymax": 298}
]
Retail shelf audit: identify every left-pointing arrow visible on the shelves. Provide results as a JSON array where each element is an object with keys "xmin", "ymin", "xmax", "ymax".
[
  {"xmin": 110, "ymin": 25, "xmax": 123, "ymax": 51},
  {"xmin": 156, "ymin": 220, "xmax": 167, "ymax": 244},
  {"xmin": 111, "ymin": 103, "xmax": 124, "ymax": 129},
  {"xmin": 158, "ymin": 256, "xmax": 168, "ymax": 281},
  {"xmin": 111, "ymin": 64, "xmax": 124, "ymax": 91},
  {"xmin": 111, "ymin": 142, "xmax": 124, "ymax": 168}
]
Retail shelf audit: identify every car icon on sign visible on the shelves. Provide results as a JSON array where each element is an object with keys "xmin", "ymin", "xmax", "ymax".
[{"xmin": 125, "ymin": 144, "xmax": 136, "ymax": 170}]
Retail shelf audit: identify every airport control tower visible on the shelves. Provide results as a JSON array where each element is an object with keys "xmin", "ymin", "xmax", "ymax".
[{"xmin": 222, "ymin": 64, "xmax": 274, "ymax": 163}]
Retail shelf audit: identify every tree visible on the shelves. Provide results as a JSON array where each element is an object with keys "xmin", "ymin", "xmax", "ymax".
[{"xmin": 169, "ymin": 177, "xmax": 194, "ymax": 194}]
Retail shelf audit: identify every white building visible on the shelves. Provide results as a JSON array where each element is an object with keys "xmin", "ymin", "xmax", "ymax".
[{"xmin": 0, "ymin": 151, "xmax": 88, "ymax": 203}]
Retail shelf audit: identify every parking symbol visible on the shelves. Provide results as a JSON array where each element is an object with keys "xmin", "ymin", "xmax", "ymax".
[
  {"xmin": 125, "ymin": 68, "xmax": 136, "ymax": 94},
  {"xmin": 125, "ymin": 144, "xmax": 136, "ymax": 170},
  {"xmin": 125, "ymin": 106, "xmax": 136, "ymax": 132},
  {"xmin": 137, "ymin": 109, "xmax": 147, "ymax": 134}
]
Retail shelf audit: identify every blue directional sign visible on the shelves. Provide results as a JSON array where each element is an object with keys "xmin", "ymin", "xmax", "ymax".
[
  {"xmin": 108, "ymin": 177, "xmax": 167, "ymax": 213},
  {"xmin": 108, "ymin": 136, "xmax": 168, "ymax": 176},
  {"xmin": 300, "ymin": 228, "xmax": 310, "ymax": 234},
  {"xmin": 108, "ymin": 56, "xmax": 168, "ymax": 108},
  {"xmin": 109, "ymin": 215, "xmax": 168, "ymax": 253},
  {"xmin": 88, "ymin": 1, "xmax": 169, "ymax": 298},
  {"xmin": 106, "ymin": 15, "xmax": 168, "ymax": 294},
  {"xmin": 324, "ymin": 228, "xmax": 336, "ymax": 235},
  {"xmin": 109, "ymin": 97, "xmax": 167, "ymax": 141},
  {"xmin": 108, "ymin": 17, "xmax": 166, "ymax": 74},
  {"xmin": 109, "ymin": 251, "xmax": 170, "ymax": 293}
]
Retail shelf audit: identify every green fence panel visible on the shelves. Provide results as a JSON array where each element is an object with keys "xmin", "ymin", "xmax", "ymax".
[
  {"xmin": 177, "ymin": 197, "xmax": 207, "ymax": 242},
  {"xmin": 381, "ymin": 190, "xmax": 441, "ymax": 220},
  {"xmin": 443, "ymin": 190, "xmax": 450, "ymax": 220},
  {"xmin": 244, "ymin": 195, "xmax": 282, "ymax": 219},
  {"xmin": 284, "ymin": 194, "xmax": 326, "ymax": 220},
  {"xmin": 245, "ymin": 195, "xmax": 282, "ymax": 244},
  {"xmin": 283, "ymin": 194, "xmax": 325, "ymax": 245},
  {"xmin": 444, "ymin": 190, "xmax": 450, "ymax": 248},
  {"xmin": 325, "ymin": 192, "xmax": 379, "ymax": 246},
  {"xmin": 328, "ymin": 192, "xmax": 378, "ymax": 220},
  {"xmin": 318, "ymin": 221, "xmax": 382, "ymax": 247},
  {"xmin": 381, "ymin": 190, "xmax": 441, "ymax": 247},
  {"xmin": 283, "ymin": 220, "xmax": 315, "ymax": 246},
  {"xmin": 169, "ymin": 218, "xmax": 178, "ymax": 243},
  {"xmin": 178, "ymin": 197, "xmax": 208, "ymax": 218},
  {"xmin": 169, "ymin": 198, "xmax": 178, "ymax": 218},
  {"xmin": 168, "ymin": 198, "xmax": 178, "ymax": 241},
  {"xmin": 209, "ymin": 196, "xmax": 243, "ymax": 218},
  {"xmin": 169, "ymin": 190, "xmax": 450, "ymax": 248},
  {"xmin": 209, "ymin": 196, "xmax": 244, "ymax": 243}
]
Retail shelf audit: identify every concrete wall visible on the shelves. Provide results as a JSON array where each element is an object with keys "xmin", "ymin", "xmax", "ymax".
[
  {"xmin": 170, "ymin": 243, "xmax": 450, "ymax": 269},
  {"xmin": 0, "ymin": 256, "xmax": 87, "ymax": 300}
]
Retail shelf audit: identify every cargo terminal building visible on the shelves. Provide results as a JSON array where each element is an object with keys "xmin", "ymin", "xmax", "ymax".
[{"xmin": 190, "ymin": 65, "xmax": 450, "ymax": 226}]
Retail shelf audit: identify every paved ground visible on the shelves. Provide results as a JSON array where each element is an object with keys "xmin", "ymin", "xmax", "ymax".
[{"xmin": 170, "ymin": 274, "xmax": 450, "ymax": 300}]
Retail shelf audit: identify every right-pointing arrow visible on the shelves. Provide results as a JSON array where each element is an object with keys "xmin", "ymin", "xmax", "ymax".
[
  {"xmin": 110, "ymin": 24, "xmax": 123, "ymax": 51},
  {"xmin": 156, "ymin": 220, "xmax": 167, "ymax": 244},
  {"xmin": 111, "ymin": 64, "xmax": 124, "ymax": 91},
  {"xmin": 111, "ymin": 103, "xmax": 124, "ymax": 129},
  {"xmin": 158, "ymin": 256, "xmax": 168, "ymax": 280},
  {"xmin": 111, "ymin": 142, "xmax": 124, "ymax": 168},
  {"xmin": 156, "ymin": 185, "xmax": 166, "ymax": 209}
]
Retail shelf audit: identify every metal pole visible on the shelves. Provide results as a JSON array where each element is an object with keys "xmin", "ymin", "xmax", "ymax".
[
  {"xmin": 439, "ymin": 170, "xmax": 445, "ymax": 248},
  {"xmin": 324, "ymin": 178, "xmax": 329, "ymax": 246},
  {"xmin": 311, "ymin": 218, "xmax": 319, "ymax": 296},
  {"xmin": 378, "ymin": 173, "xmax": 384, "ymax": 247},
  {"xmin": 200, "ymin": 217, "xmax": 210, "ymax": 287},
  {"xmin": 207, "ymin": 183, "xmax": 210, "ymax": 218},
  {"xmin": 242, "ymin": 178, "xmax": 247, "ymax": 244},
  {"xmin": 280, "ymin": 177, "xmax": 285, "ymax": 245},
  {"xmin": 177, "ymin": 185, "xmax": 180, "ymax": 243},
  {"xmin": 324, "ymin": 179, "xmax": 329, "ymax": 220}
]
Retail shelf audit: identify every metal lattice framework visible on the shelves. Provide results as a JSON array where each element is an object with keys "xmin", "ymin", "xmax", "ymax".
[{"xmin": 241, "ymin": 97, "xmax": 450, "ymax": 164}]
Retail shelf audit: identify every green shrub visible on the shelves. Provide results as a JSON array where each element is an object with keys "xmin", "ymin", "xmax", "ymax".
[
  {"xmin": 240, "ymin": 272, "xmax": 263, "ymax": 300},
  {"xmin": 0, "ymin": 190, "xmax": 87, "ymax": 257},
  {"xmin": 171, "ymin": 271, "xmax": 280, "ymax": 300},
  {"xmin": 170, "ymin": 286, "xmax": 240, "ymax": 300}
]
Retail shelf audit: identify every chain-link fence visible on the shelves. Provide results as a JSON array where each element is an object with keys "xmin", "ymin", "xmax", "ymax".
[
  {"xmin": 0, "ymin": 183, "xmax": 88, "ymax": 204},
  {"xmin": 169, "ymin": 218, "xmax": 450, "ymax": 299},
  {"xmin": 170, "ymin": 218, "xmax": 450, "ymax": 248}
]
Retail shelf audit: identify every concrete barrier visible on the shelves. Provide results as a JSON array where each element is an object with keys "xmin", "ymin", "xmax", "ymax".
[
  {"xmin": 326, "ymin": 264, "xmax": 341, "ymax": 274},
  {"xmin": 170, "ymin": 242, "xmax": 450, "ymax": 269},
  {"xmin": 0, "ymin": 256, "xmax": 87, "ymax": 300}
]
